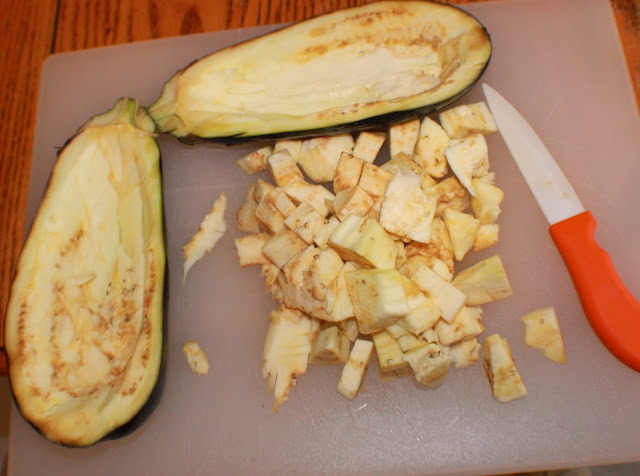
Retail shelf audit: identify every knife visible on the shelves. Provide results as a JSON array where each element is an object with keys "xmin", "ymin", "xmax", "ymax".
[{"xmin": 482, "ymin": 83, "xmax": 640, "ymax": 373}]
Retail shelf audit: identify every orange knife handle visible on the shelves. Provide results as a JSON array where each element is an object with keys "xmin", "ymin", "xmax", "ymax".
[{"xmin": 550, "ymin": 211, "xmax": 640, "ymax": 373}]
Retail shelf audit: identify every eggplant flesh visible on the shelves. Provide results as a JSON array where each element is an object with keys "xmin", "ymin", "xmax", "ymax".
[
  {"xmin": 150, "ymin": 1, "xmax": 491, "ymax": 143},
  {"xmin": 4, "ymin": 98, "xmax": 166, "ymax": 447}
]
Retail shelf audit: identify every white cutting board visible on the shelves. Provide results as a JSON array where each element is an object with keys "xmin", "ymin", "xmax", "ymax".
[{"xmin": 9, "ymin": 0, "xmax": 640, "ymax": 474}]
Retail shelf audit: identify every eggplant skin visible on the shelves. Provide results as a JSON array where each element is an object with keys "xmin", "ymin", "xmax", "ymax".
[
  {"xmin": 4, "ymin": 98, "xmax": 166, "ymax": 447},
  {"xmin": 149, "ymin": 1, "xmax": 492, "ymax": 143}
]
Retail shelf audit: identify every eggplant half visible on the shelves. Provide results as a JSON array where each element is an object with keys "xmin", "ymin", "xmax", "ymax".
[
  {"xmin": 4, "ymin": 98, "xmax": 166, "ymax": 447},
  {"xmin": 149, "ymin": 1, "xmax": 492, "ymax": 143}
]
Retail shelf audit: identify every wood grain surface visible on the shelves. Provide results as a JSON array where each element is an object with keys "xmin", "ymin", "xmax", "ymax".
[{"xmin": 0, "ymin": 0, "xmax": 638, "ymax": 377}]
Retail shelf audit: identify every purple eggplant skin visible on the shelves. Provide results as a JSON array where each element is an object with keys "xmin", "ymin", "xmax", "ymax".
[{"xmin": 150, "ymin": 1, "xmax": 492, "ymax": 145}]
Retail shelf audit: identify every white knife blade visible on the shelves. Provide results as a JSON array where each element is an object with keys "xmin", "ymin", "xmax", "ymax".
[{"xmin": 482, "ymin": 83, "xmax": 585, "ymax": 225}]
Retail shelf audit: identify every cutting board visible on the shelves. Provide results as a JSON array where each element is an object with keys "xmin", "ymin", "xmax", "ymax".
[{"xmin": 9, "ymin": 0, "xmax": 640, "ymax": 474}]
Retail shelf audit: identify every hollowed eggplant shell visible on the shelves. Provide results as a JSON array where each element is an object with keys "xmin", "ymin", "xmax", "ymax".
[
  {"xmin": 149, "ymin": 1, "xmax": 492, "ymax": 143},
  {"xmin": 4, "ymin": 98, "xmax": 167, "ymax": 447}
]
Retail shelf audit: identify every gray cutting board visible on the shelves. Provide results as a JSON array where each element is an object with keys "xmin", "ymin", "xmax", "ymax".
[{"xmin": 9, "ymin": 0, "xmax": 640, "ymax": 474}]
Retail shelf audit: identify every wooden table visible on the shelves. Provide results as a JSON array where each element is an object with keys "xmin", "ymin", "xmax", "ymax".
[{"xmin": 0, "ymin": 0, "xmax": 638, "ymax": 376}]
